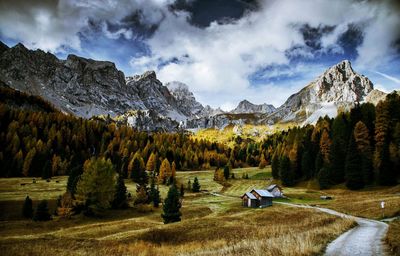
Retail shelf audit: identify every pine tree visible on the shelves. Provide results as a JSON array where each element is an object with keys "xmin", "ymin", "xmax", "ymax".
[
  {"xmin": 129, "ymin": 154, "xmax": 145, "ymax": 183},
  {"xmin": 149, "ymin": 175, "xmax": 160, "ymax": 207},
  {"xmin": 22, "ymin": 196, "xmax": 33, "ymax": 219},
  {"xmin": 319, "ymin": 129, "xmax": 332, "ymax": 164},
  {"xmin": 315, "ymin": 152, "xmax": 323, "ymax": 175},
  {"xmin": 345, "ymin": 134, "xmax": 364, "ymax": 190},
  {"xmin": 161, "ymin": 185, "xmax": 182, "ymax": 224},
  {"xmin": 378, "ymin": 145, "xmax": 395, "ymax": 185},
  {"xmin": 112, "ymin": 175, "xmax": 128, "ymax": 209},
  {"xmin": 353, "ymin": 121, "xmax": 373, "ymax": 184},
  {"xmin": 318, "ymin": 167, "xmax": 331, "ymax": 189},
  {"xmin": 192, "ymin": 177, "xmax": 201, "ymax": 192},
  {"xmin": 159, "ymin": 158, "xmax": 171, "ymax": 184},
  {"xmin": 75, "ymin": 158, "xmax": 116, "ymax": 214},
  {"xmin": 187, "ymin": 180, "xmax": 191, "ymax": 190},
  {"xmin": 171, "ymin": 161, "xmax": 176, "ymax": 178},
  {"xmin": 33, "ymin": 200, "xmax": 51, "ymax": 221},
  {"xmin": 67, "ymin": 165, "xmax": 82, "ymax": 195},
  {"xmin": 279, "ymin": 156, "xmax": 294, "ymax": 186},
  {"xmin": 271, "ymin": 153, "xmax": 280, "ymax": 179},
  {"xmin": 301, "ymin": 151, "xmax": 313, "ymax": 180},
  {"xmin": 23, "ymin": 148, "xmax": 36, "ymax": 177},
  {"xmin": 146, "ymin": 152, "xmax": 156, "ymax": 172},
  {"xmin": 223, "ymin": 165, "xmax": 230, "ymax": 180},
  {"xmin": 41, "ymin": 160, "xmax": 52, "ymax": 180}
]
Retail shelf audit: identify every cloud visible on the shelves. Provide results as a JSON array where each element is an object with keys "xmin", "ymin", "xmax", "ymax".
[
  {"xmin": 0, "ymin": 0, "xmax": 173, "ymax": 52},
  {"xmin": 129, "ymin": 0, "xmax": 400, "ymax": 108},
  {"xmin": 374, "ymin": 71, "xmax": 400, "ymax": 84},
  {"xmin": 0, "ymin": 0, "xmax": 399, "ymax": 109}
]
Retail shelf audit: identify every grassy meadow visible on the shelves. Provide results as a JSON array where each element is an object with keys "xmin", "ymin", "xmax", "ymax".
[{"xmin": 1, "ymin": 166, "xmax": 399, "ymax": 255}]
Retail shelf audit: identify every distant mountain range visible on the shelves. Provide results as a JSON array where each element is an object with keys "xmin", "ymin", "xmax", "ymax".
[{"xmin": 0, "ymin": 41, "xmax": 392, "ymax": 131}]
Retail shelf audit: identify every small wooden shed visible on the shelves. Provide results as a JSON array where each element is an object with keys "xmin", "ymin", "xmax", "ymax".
[
  {"xmin": 241, "ymin": 192, "xmax": 258, "ymax": 207},
  {"xmin": 251, "ymin": 189, "xmax": 273, "ymax": 207},
  {"xmin": 242, "ymin": 189, "xmax": 274, "ymax": 208},
  {"xmin": 266, "ymin": 184, "xmax": 284, "ymax": 198}
]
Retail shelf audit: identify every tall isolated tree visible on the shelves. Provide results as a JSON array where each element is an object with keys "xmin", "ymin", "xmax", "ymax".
[
  {"xmin": 192, "ymin": 177, "xmax": 201, "ymax": 192},
  {"xmin": 22, "ymin": 196, "xmax": 33, "ymax": 219},
  {"xmin": 149, "ymin": 173, "xmax": 160, "ymax": 207},
  {"xmin": 223, "ymin": 165, "xmax": 230, "ymax": 180},
  {"xmin": 75, "ymin": 158, "xmax": 116, "ymax": 215},
  {"xmin": 161, "ymin": 185, "xmax": 182, "ymax": 224}
]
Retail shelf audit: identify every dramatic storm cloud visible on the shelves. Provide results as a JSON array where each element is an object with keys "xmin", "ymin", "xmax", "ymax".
[{"xmin": 0, "ymin": 0, "xmax": 399, "ymax": 109}]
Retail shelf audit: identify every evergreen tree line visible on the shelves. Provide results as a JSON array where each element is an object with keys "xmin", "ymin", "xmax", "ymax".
[
  {"xmin": 0, "ymin": 103, "xmax": 266, "ymax": 178},
  {"xmin": 268, "ymin": 93, "xmax": 400, "ymax": 189}
]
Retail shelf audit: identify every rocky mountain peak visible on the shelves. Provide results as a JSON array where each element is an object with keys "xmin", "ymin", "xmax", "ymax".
[
  {"xmin": 166, "ymin": 81, "xmax": 205, "ymax": 118},
  {"xmin": 132, "ymin": 70, "xmax": 157, "ymax": 82},
  {"xmin": 312, "ymin": 59, "xmax": 373, "ymax": 103}
]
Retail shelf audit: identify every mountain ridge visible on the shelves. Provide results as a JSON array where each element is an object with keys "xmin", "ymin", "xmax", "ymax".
[{"xmin": 0, "ymin": 41, "xmax": 391, "ymax": 131}]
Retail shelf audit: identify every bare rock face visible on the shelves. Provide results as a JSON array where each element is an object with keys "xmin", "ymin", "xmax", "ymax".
[
  {"xmin": 264, "ymin": 60, "xmax": 374, "ymax": 124},
  {"xmin": 166, "ymin": 81, "xmax": 205, "ymax": 118},
  {"xmin": 232, "ymin": 99, "xmax": 276, "ymax": 114},
  {"xmin": 0, "ymin": 43, "xmax": 382, "ymax": 131}
]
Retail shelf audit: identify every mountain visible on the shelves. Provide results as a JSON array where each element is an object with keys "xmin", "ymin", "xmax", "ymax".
[
  {"xmin": 166, "ymin": 81, "xmax": 205, "ymax": 118},
  {"xmin": 0, "ymin": 42, "xmax": 189, "ymax": 123},
  {"xmin": 263, "ymin": 60, "xmax": 375, "ymax": 124},
  {"xmin": 0, "ymin": 42, "xmax": 391, "ymax": 131},
  {"xmin": 231, "ymin": 99, "xmax": 276, "ymax": 114}
]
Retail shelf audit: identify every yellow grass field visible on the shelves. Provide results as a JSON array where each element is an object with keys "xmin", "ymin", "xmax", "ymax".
[{"xmin": 1, "ymin": 166, "xmax": 399, "ymax": 255}]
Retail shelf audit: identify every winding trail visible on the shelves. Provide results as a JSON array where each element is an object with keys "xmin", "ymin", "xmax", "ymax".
[
  {"xmin": 206, "ymin": 192, "xmax": 390, "ymax": 255},
  {"xmin": 275, "ymin": 202, "xmax": 389, "ymax": 256}
]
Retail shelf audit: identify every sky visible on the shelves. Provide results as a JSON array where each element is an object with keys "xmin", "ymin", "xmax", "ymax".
[{"xmin": 0, "ymin": 0, "xmax": 399, "ymax": 110}]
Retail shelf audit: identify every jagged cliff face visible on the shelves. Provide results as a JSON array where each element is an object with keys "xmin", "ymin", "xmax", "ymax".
[
  {"xmin": 0, "ymin": 41, "xmax": 388, "ymax": 131},
  {"xmin": 0, "ymin": 43, "xmax": 139, "ymax": 118},
  {"xmin": 166, "ymin": 81, "xmax": 205, "ymax": 118},
  {"xmin": 265, "ymin": 60, "xmax": 375, "ymax": 124},
  {"xmin": 231, "ymin": 99, "xmax": 276, "ymax": 114}
]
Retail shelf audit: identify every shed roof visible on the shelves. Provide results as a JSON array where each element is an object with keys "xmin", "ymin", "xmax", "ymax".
[
  {"xmin": 242, "ymin": 192, "xmax": 257, "ymax": 199},
  {"xmin": 266, "ymin": 184, "xmax": 280, "ymax": 191},
  {"xmin": 252, "ymin": 189, "xmax": 274, "ymax": 198}
]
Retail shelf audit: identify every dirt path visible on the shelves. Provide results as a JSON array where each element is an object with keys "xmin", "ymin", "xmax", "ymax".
[{"xmin": 276, "ymin": 202, "xmax": 389, "ymax": 256}]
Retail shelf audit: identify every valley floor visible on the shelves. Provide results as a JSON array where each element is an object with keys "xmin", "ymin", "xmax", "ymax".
[{"xmin": 0, "ymin": 167, "xmax": 399, "ymax": 255}]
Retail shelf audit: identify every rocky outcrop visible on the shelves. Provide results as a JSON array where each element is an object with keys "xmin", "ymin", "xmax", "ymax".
[
  {"xmin": 0, "ymin": 42, "xmax": 386, "ymax": 131},
  {"xmin": 263, "ymin": 60, "xmax": 374, "ymax": 124},
  {"xmin": 231, "ymin": 99, "xmax": 276, "ymax": 114},
  {"xmin": 166, "ymin": 81, "xmax": 205, "ymax": 118}
]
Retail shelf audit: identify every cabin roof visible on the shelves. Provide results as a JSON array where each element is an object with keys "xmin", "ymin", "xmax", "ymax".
[
  {"xmin": 266, "ymin": 184, "xmax": 282, "ymax": 191},
  {"xmin": 252, "ymin": 189, "xmax": 274, "ymax": 198},
  {"xmin": 242, "ymin": 192, "xmax": 257, "ymax": 200}
]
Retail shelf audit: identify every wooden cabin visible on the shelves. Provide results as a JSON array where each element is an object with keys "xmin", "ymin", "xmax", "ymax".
[
  {"xmin": 241, "ymin": 189, "xmax": 273, "ymax": 208},
  {"xmin": 241, "ymin": 192, "xmax": 258, "ymax": 207},
  {"xmin": 266, "ymin": 184, "xmax": 284, "ymax": 198}
]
